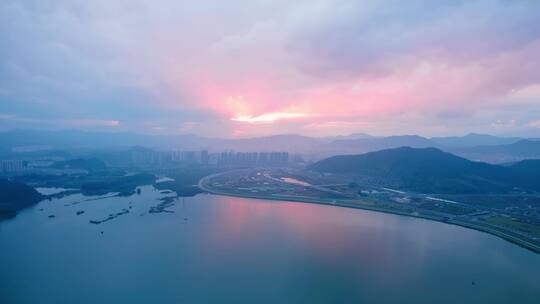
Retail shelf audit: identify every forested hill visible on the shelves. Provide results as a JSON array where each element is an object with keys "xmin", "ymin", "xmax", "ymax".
[
  {"xmin": 309, "ymin": 147, "xmax": 540, "ymax": 194},
  {"xmin": 0, "ymin": 179, "xmax": 44, "ymax": 218}
]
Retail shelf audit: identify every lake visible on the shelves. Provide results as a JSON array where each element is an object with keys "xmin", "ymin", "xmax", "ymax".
[{"xmin": 1, "ymin": 185, "xmax": 539, "ymax": 303}]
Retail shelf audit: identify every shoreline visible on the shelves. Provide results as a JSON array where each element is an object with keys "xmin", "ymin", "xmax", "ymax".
[{"xmin": 198, "ymin": 176, "xmax": 540, "ymax": 254}]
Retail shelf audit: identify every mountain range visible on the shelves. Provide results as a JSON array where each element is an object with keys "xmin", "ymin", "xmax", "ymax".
[
  {"xmin": 451, "ymin": 140, "xmax": 540, "ymax": 163},
  {"xmin": 431, "ymin": 133, "xmax": 523, "ymax": 147},
  {"xmin": 0, "ymin": 129, "xmax": 539, "ymax": 163}
]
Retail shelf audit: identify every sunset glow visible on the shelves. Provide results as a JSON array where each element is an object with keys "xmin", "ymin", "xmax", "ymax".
[
  {"xmin": 2, "ymin": 2, "xmax": 540, "ymax": 302},
  {"xmin": 232, "ymin": 112, "xmax": 309, "ymax": 123},
  {"xmin": 1, "ymin": 0, "xmax": 540, "ymax": 137}
]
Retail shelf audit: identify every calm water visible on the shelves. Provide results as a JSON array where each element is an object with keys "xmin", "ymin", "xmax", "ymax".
[{"xmin": 1, "ymin": 185, "xmax": 539, "ymax": 304}]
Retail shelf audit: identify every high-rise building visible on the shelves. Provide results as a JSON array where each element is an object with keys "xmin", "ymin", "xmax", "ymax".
[
  {"xmin": 200, "ymin": 150, "xmax": 209, "ymax": 165},
  {"xmin": 0, "ymin": 160, "xmax": 26, "ymax": 173}
]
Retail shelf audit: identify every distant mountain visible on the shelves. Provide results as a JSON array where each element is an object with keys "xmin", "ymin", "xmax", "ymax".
[
  {"xmin": 322, "ymin": 135, "xmax": 439, "ymax": 156},
  {"xmin": 1, "ymin": 129, "xmax": 538, "ymax": 163},
  {"xmin": 309, "ymin": 147, "xmax": 539, "ymax": 194},
  {"xmin": 432, "ymin": 133, "xmax": 521, "ymax": 148},
  {"xmin": 212, "ymin": 134, "xmax": 323, "ymax": 153},
  {"xmin": 322, "ymin": 133, "xmax": 375, "ymax": 141},
  {"xmin": 0, "ymin": 179, "xmax": 44, "ymax": 218},
  {"xmin": 0, "ymin": 130, "xmax": 321, "ymax": 154},
  {"xmin": 452, "ymin": 139, "xmax": 540, "ymax": 163},
  {"xmin": 0, "ymin": 129, "xmax": 204, "ymax": 150}
]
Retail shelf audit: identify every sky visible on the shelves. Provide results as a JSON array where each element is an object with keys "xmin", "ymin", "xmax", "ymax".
[{"xmin": 1, "ymin": 0, "xmax": 540, "ymax": 138}]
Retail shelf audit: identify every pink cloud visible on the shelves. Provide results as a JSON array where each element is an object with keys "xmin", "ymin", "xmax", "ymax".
[
  {"xmin": 528, "ymin": 120, "xmax": 540, "ymax": 129},
  {"xmin": 232, "ymin": 112, "xmax": 309, "ymax": 124},
  {"xmin": 4, "ymin": 0, "xmax": 540, "ymax": 136}
]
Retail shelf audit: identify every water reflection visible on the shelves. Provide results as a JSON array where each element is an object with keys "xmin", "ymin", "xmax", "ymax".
[{"xmin": 1, "ymin": 189, "xmax": 539, "ymax": 303}]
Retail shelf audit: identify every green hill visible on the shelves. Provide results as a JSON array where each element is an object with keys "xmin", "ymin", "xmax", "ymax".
[
  {"xmin": 309, "ymin": 147, "xmax": 537, "ymax": 194},
  {"xmin": 0, "ymin": 179, "xmax": 44, "ymax": 218}
]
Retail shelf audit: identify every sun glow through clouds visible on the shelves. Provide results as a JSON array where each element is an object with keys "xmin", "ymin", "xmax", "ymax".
[
  {"xmin": 231, "ymin": 112, "xmax": 308, "ymax": 123},
  {"xmin": 2, "ymin": 1, "xmax": 540, "ymax": 136}
]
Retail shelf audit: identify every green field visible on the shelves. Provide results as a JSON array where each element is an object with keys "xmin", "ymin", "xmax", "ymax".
[{"xmin": 485, "ymin": 216, "xmax": 540, "ymax": 238}]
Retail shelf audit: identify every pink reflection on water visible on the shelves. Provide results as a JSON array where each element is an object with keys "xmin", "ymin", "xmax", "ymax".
[{"xmin": 201, "ymin": 196, "xmax": 417, "ymax": 267}]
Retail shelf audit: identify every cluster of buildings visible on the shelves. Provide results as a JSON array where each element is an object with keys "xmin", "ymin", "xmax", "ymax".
[
  {"xmin": 0, "ymin": 159, "xmax": 27, "ymax": 174},
  {"xmin": 217, "ymin": 151, "xmax": 289, "ymax": 166},
  {"xmin": 130, "ymin": 149, "xmax": 291, "ymax": 167},
  {"xmin": 131, "ymin": 149, "xmax": 210, "ymax": 166},
  {"xmin": 0, "ymin": 157, "xmax": 89, "ymax": 176}
]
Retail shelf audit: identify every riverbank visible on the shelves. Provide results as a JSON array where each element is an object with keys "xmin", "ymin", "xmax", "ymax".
[{"xmin": 198, "ymin": 174, "xmax": 540, "ymax": 254}]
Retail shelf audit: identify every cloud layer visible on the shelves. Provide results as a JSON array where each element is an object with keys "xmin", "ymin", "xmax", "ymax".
[{"xmin": 1, "ymin": 0, "xmax": 540, "ymax": 137}]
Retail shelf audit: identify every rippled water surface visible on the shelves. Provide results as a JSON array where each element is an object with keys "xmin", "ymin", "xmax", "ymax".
[{"xmin": 1, "ymin": 185, "xmax": 539, "ymax": 303}]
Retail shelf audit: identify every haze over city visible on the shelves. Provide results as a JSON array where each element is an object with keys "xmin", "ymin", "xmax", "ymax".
[
  {"xmin": 2, "ymin": 0, "xmax": 540, "ymax": 137},
  {"xmin": 2, "ymin": 1, "xmax": 540, "ymax": 304}
]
